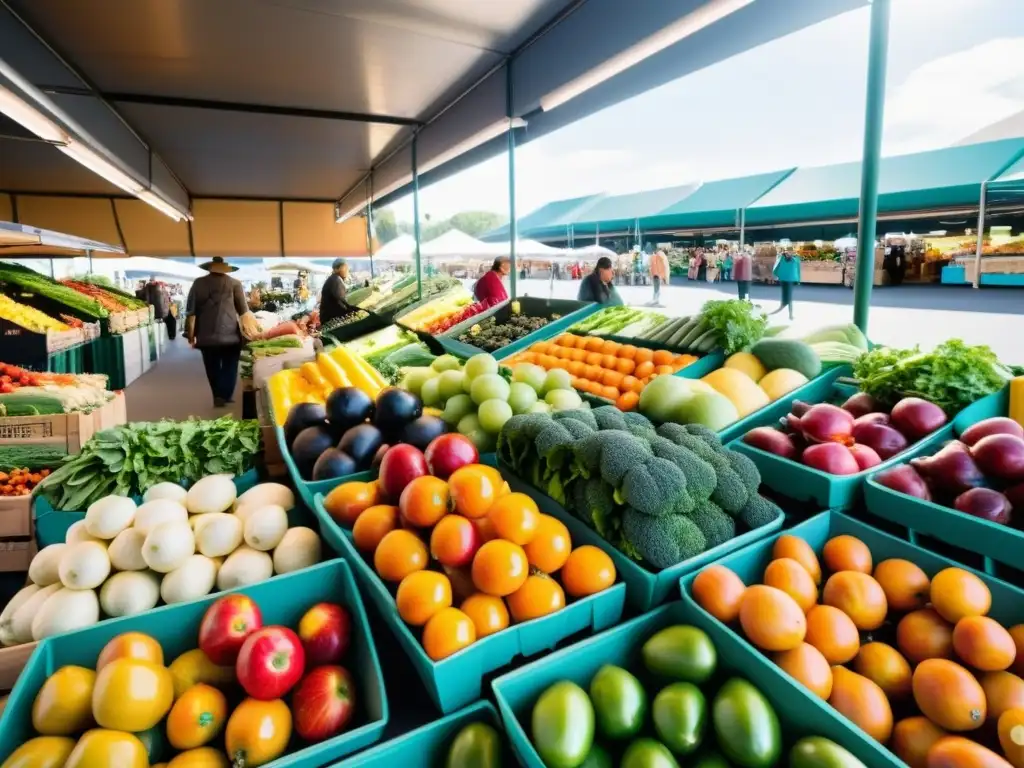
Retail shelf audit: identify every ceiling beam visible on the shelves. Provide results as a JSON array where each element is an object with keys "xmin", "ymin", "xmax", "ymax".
[{"xmin": 39, "ymin": 86, "xmax": 423, "ymax": 126}]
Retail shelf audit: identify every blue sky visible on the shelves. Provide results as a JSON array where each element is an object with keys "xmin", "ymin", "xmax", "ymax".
[{"xmin": 388, "ymin": 0, "xmax": 1024, "ymax": 223}]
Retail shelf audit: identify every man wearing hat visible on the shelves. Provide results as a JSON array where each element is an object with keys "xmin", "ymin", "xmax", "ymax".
[
  {"xmin": 186, "ymin": 256, "xmax": 249, "ymax": 408},
  {"xmin": 320, "ymin": 258, "xmax": 352, "ymax": 325}
]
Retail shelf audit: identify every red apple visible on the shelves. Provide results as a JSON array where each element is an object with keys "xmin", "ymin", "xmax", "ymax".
[
  {"xmin": 377, "ymin": 444, "xmax": 428, "ymax": 501},
  {"xmin": 424, "ymin": 434, "xmax": 479, "ymax": 480},
  {"xmin": 297, "ymin": 602, "xmax": 351, "ymax": 666},
  {"xmin": 292, "ymin": 665, "xmax": 356, "ymax": 742},
  {"xmin": 236, "ymin": 626, "xmax": 306, "ymax": 700},
  {"xmin": 198, "ymin": 594, "xmax": 263, "ymax": 665}
]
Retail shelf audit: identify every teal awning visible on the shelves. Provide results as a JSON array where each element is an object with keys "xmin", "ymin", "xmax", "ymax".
[
  {"xmin": 746, "ymin": 138, "xmax": 1024, "ymax": 226},
  {"xmin": 568, "ymin": 183, "xmax": 700, "ymax": 235},
  {"xmin": 638, "ymin": 169, "xmax": 795, "ymax": 231},
  {"xmin": 989, "ymin": 153, "xmax": 1024, "ymax": 206},
  {"xmin": 481, "ymin": 193, "xmax": 606, "ymax": 241}
]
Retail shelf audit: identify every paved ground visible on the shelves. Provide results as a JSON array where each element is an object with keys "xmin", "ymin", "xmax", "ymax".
[{"xmin": 517, "ymin": 278, "xmax": 1024, "ymax": 364}]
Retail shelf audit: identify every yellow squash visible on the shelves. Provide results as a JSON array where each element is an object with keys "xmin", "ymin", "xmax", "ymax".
[
  {"xmin": 65, "ymin": 730, "xmax": 148, "ymax": 768},
  {"xmin": 0, "ymin": 736, "xmax": 75, "ymax": 768},
  {"xmin": 31, "ymin": 665, "xmax": 95, "ymax": 736},
  {"xmin": 317, "ymin": 354, "xmax": 350, "ymax": 389},
  {"xmin": 1011, "ymin": 375, "xmax": 1024, "ymax": 429},
  {"xmin": 91, "ymin": 659, "xmax": 174, "ymax": 733}
]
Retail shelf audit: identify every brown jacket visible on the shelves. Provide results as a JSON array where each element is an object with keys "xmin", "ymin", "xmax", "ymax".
[{"xmin": 186, "ymin": 273, "xmax": 248, "ymax": 347}]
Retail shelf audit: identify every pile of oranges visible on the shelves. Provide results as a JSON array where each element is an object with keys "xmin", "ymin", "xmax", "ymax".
[
  {"xmin": 693, "ymin": 532, "xmax": 1024, "ymax": 768},
  {"xmin": 323, "ymin": 464, "xmax": 617, "ymax": 662},
  {"xmin": 504, "ymin": 334, "xmax": 697, "ymax": 412}
]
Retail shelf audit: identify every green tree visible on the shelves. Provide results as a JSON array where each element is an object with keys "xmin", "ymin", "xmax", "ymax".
[
  {"xmin": 449, "ymin": 211, "xmax": 506, "ymax": 237},
  {"xmin": 372, "ymin": 209, "xmax": 400, "ymax": 244}
]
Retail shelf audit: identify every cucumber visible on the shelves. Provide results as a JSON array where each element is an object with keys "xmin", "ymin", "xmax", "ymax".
[
  {"xmin": 660, "ymin": 317, "xmax": 692, "ymax": 345},
  {"xmin": 648, "ymin": 317, "xmax": 686, "ymax": 343},
  {"xmin": 677, "ymin": 320, "xmax": 708, "ymax": 349},
  {"xmin": 693, "ymin": 329, "xmax": 719, "ymax": 353},
  {"xmin": 667, "ymin": 319, "xmax": 700, "ymax": 347}
]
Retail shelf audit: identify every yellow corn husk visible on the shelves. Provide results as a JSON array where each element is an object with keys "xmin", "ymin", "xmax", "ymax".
[
  {"xmin": 317, "ymin": 354, "xmax": 350, "ymax": 389},
  {"xmin": 1011, "ymin": 376, "xmax": 1024, "ymax": 429},
  {"xmin": 330, "ymin": 347, "xmax": 381, "ymax": 396},
  {"xmin": 301, "ymin": 361, "xmax": 327, "ymax": 389}
]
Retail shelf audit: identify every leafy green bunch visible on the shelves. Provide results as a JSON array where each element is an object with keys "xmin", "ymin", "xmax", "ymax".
[{"xmin": 698, "ymin": 299, "xmax": 769, "ymax": 355}]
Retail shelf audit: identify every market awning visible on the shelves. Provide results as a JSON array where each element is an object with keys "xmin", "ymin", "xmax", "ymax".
[
  {"xmin": 110, "ymin": 255, "xmax": 205, "ymax": 279},
  {"xmin": 481, "ymin": 193, "xmax": 607, "ymax": 242},
  {"xmin": 0, "ymin": 218, "xmax": 124, "ymax": 257},
  {"xmin": 568, "ymin": 183, "xmax": 702, "ymax": 235},
  {"xmin": 988, "ymin": 153, "xmax": 1024, "ymax": 205},
  {"xmin": 745, "ymin": 138, "xmax": 1024, "ymax": 227}
]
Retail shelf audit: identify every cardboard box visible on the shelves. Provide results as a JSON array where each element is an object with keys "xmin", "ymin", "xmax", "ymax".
[
  {"xmin": 0, "ymin": 538, "xmax": 35, "ymax": 572},
  {"xmin": 0, "ymin": 393, "xmax": 126, "ymax": 453},
  {"xmin": 0, "ymin": 496, "xmax": 31, "ymax": 538},
  {"xmin": 0, "ymin": 642, "xmax": 37, "ymax": 694}
]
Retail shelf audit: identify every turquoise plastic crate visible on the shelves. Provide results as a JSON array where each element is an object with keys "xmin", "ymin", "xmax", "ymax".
[
  {"xmin": 339, "ymin": 701, "xmax": 513, "ymax": 767},
  {"xmin": 501, "ymin": 468, "xmax": 783, "ymax": 612},
  {"xmin": 33, "ymin": 469, "xmax": 264, "ymax": 549},
  {"xmin": 679, "ymin": 510, "xmax": 1024, "ymax": 768},
  {"xmin": 0, "ymin": 559, "xmax": 388, "ymax": 768},
  {"xmin": 310, "ymin": 483, "xmax": 626, "ymax": 714},
  {"xmin": 863, "ymin": 386, "xmax": 1018, "ymax": 576},
  {"xmin": 728, "ymin": 371, "xmax": 954, "ymax": 509},
  {"xmin": 492, "ymin": 600, "xmax": 878, "ymax": 768}
]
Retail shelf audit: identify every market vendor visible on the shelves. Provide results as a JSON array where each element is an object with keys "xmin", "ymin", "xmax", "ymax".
[
  {"xmin": 319, "ymin": 258, "xmax": 352, "ymax": 324},
  {"xmin": 577, "ymin": 257, "xmax": 623, "ymax": 305},
  {"xmin": 186, "ymin": 256, "xmax": 248, "ymax": 408},
  {"xmin": 473, "ymin": 256, "xmax": 510, "ymax": 305}
]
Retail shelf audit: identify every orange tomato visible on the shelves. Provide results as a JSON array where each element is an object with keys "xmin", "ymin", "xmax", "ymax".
[
  {"xmin": 523, "ymin": 515, "xmax": 572, "ymax": 573},
  {"xmin": 488, "ymin": 492, "xmax": 540, "ymax": 546},
  {"xmin": 374, "ymin": 530, "xmax": 429, "ymax": 582},
  {"xmin": 507, "ymin": 574, "xmax": 565, "ymax": 623},
  {"xmin": 352, "ymin": 505, "xmax": 399, "ymax": 553},
  {"xmin": 598, "ymin": 354, "xmax": 615, "ymax": 370},
  {"xmin": 618, "ymin": 345, "xmax": 638, "ymax": 360},
  {"xmin": 397, "ymin": 571, "xmax": 452, "ymax": 626},
  {"xmin": 473, "ymin": 515, "xmax": 498, "ymax": 544},
  {"xmin": 601, "ymin": 370, "xmax": 624, "ymax": 389},
  {"xmin": 570, "ymin": 349, "xmax": 588, "ymax": 363},
  {"xmin": 583, "ymin": 364, "xmax": 602, "ymax": 381},
  {"xmin": 422, "ymin": 608, "xmax": 476, "ymax": 660},
  {"xmin": 324, "ymin": 481, "xmax": 381, "ymax": 526},
  {"xmin": 430, "ymin": 514, "xmax": 481, "ymax": 568},
  {"xmin": 449, "ymin": 465, "xmax": 506, "ymax": 519},
  {"xmin": 471, "ymin": 540, "xmax": 529, "ymax": 597},
  {"xmin": 96, "ymin": 632, "xmax": 164, "ymax": 671},
  {"xmin": 585, "ymin": 352, "xmax": 603, "ymax": 366},
  {"xmin": 600, "ymin": 340, "xmax": 620, "ymax": 354},
  {"xmin": 652, "ymin": 349, "xmax": 673, "ymax": 366},
  {"xmin": 399, "ymin": 476, "xmax": 449, "ymax": 528},
  {"xmin": 634, "ymin": 348, "xmax": 654, "ymax": 364},
  {"xmin": 585, "ymin": 337, "xmax": 604, "ymax": 352},
  {"xmin": 567, "ymin": 361, "xmax": 585, "ymax": 377},
  {"xmin": 615, "ymin": 358, "xmax": 635, "ymax": 375},
  {"xmin": 561, "ymin": 545, "xmax": 616, "ymax": 598},
  {"xmin": 620, "ymin": 375, "xmax": 640, "ymax": 393},
  {"xmin": 634, "ymin": 361, "xmax": 655, "ymax": 379},
  {"xmin": 167, "ymin": 747, "xmax": 229, "ymax": 767},
  {"xmin": 460, "ymin": 593, "xmax": 510, "ymax": 638},
  {"xmin": 533, "ymin": 342, "xmax": 551, "ymax": 355},
  {"xmin": 557, "ymin": 334, "xmax": 578, "ymax": 348},
  {"xmin": 601, "ymin": 386, "xmax": 620, "ymax": 401},
  {"xmin": 166, "ymin": 683, "xmax": 227, "ymax": 750},
  {"xmin": 225, "ymin": 698, "xmax": 291, "ymax": 768},
  {"xmin": 616, "ymin": 391, "xmax": 640, "ymax": 412}
]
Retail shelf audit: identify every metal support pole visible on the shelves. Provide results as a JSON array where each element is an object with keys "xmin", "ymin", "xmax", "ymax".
[
  {"xmin": 366, "ymin": 176, "xmax": 375, "ymax": 279},
  {"xmin": 852, "ymin": 0, "xmax": 892, "ymax": 334},
  {"xmin": 412, "ymin": 137, "xmax": 423, "ymax": 301},
  {"xmin": 88, "ymin": 249, "xmax": 94, "ymax": 275},
  {"xmin": 973, "ymin": 181, "xmax": 987, "ymax": 289},
  {"xmin": 595, "ymin": 222, "xmax": 600, "ymax": 245},
  {"xmin": 507, "ymin": 64, "xmax": 518, "ymax": 300},
  {"xmin": 738, "ymin": 208, "xmax": 746, "ymax": 249}
]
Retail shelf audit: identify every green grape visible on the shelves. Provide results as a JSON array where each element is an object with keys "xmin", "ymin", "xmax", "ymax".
[
  {"xmin": 469, "ymin": 373, "xmax": 511, "ymax": 405},
  {"xmin": 478, "ymin": 399, "xmax": 513, "ymax": 434},
  {"xmin": 508, "ymin": 382, "xmax": 538, "ymax": 415},
  {"xmin": 420, "ymin": 377, "xmax": 442, "ymax": 407},
  {"xmin": 545, "ymin": 389, "xmax": 582, "ymax": 412},
  {"xmin": 442, "ymin": 394, "xmax": 475, "ymax": 425},
  {"xmin": 464, "ymin": 353, "xmax": 498, "ymax": 381},
  {"xmin": 431, "ymin": 354, "xmax": 462, "ymax": 373},
  {"xmin": 543, "ymin": 368, "xmax": 572, "ymax": 394},
  {"xmin": 438, "ymin": 369, "xmax": 467, "ymax": 401}
]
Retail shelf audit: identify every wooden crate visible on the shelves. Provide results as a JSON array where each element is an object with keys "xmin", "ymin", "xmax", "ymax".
[
  {"xmin": 0, "ymin": 538, "xmax": 35, "ymax": 572},
  {"xmin": 0, "ymin": 496, "xmax": 31, "ymax": 538},
  {"xmin": 0, "ymin": 393, "xmax": 126, "ymax": 453},
  {"xmin": 0, "ymin": 642, "xmax": 38, "ymax": 694}
]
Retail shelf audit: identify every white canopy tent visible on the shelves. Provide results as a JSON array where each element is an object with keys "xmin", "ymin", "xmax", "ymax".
[
  {"xmin": 568, "ymin": 244, "xmax": 618, "ymax": 260},
  {"xmin": 264, "ymin": 258, "xmax": 332, "ymax": 275},
  {"xmin": 111, "ymin": 256, "xmax": 205, "ymax": 280},
  {"xmin": 372, "ymin": 234, "xmax": 417, "ymax": 263},
  {"xmin": 421, "ymin": 229, "xmax": 496, "ymax": 260}
]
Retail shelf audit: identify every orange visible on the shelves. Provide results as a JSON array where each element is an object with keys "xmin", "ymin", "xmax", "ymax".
[
  {"xmin": 821, "ymin": 535, "xmax": 872, "ymax": 574},
  {"xmin": 488, "ymin": 493, "xmax": 540, "ymax": 546},
  {"xmin": 533, "ymin": 342, "xmax": 551, "ymax": 355},
  {"xmin": 615, "ymin": 358, "xmax": 635, "ymax": 375},
  {"xmin": 601, "ymin": 386, "xmax": 620, "ymax": 401},
  {"xmin": 601, "ymin": 370, "xmax": 624, "ymax": 389},
  {"xmin": 1010, "ymin": 625, "xmax": 1024, "ymax": 677},
  {"xmin": 981, "ymin": 672, "xmax": 1024, "ymax": 722},
  {"xmin": 892, "ymin": 717, "xmax": 947, "ymax": 768},
  {"xmin": 507, "ymin": 574, "xmax": 566, "ymax": 623},
  {"xmin": 634, "ymin": 348, "xmax": 654, "ymax": 364},
  {"xmin": 560, "ymin": 545, "xmax": 616, "ymax": 598},
  {"xmin": 352, "ymin": 505, "xmax": 399, "ymax": 553},
  {"xmin": 898, "ymin": 607, "xmax": 954, "ymax": 664},
  {"xmin": 225, "ymin": 698, "xmax": 291, "ymax": 768},
  {"xmin": 567, "ymin": 361, "xmax": 584, "ymax": 377},
  {"xmin": 374, "ymin": 530, "xmax": 429, "ymax": 583},
  {"xmin": 874, "ymin": 558, "xmax": 930, "ymax": 612},
  {"xmin": 772, "ymin": 535, "xmax": 822, "ymax": 584},
  {"xmin": 853, "ymin": 642, "xmax": 913, "ymax": 699},
  {"xmin": 166, "ymin": 683, "xmax": 227, "ymax": 750},
  {"xmin": 583, "ymin": 364, "xmax": 603, "ymax": 381},
  {"xmin": 398, "ymin": 476, "xmax": 449, "ymax": 528},
  {"xmin": 653, "ymin": 365, "xmax": 674, "ymax": 377},
  {"xmin": 600, "ymin": 355, "xmax": 619, "ymax": 370},
  {"xmin": 828, "ymin": 666, "xmax": 893, "ymax": 743},
  {"xmin": 763, "ymin": 558, "xmax": 818, "ymax": 613},
  {"xmin": 616, "ymin": 391, "xmax": 640, "ymax": 412},
  {"xmin": 652, "ymin": 349, "xmax": 674, "ymax": 366},
  {"xmin": 621, "ymin": 375, "xmax": 642, "ymax": 394},
  {"xmin": 324, "ymin": 480, "xmax": 381, "ymax": 526},
  {"xmin": 618, "ymin": 345, "xmax": 638, "ymax": 360},
  {"xmin": 634, "ymin": 361, "xmax": 655, "ymax": 379},
  {"xmin": 523, "ymin": 515, "xmax": 572, "ymax": 574},
  {"xmin": 449, "ymin": 465, "xmax": 506, "ymax": 519},
  {"xmin": 585, "ymin": 337, "xmax": 604, "ymax": 352},
  {"xmin": 570, "ymin": 349, "xmax": 588, "ymax": 363},
  {"xmin": 600, "ymin": 340, "xmax": 620, "ymax": 355},
  {"xmin": 998, "ymin": 708, "xmax": 1024, "ymax": 768},
  {"xmin": 430, "ymin": 515, "xmax": 480, "ymax": 569},
  {"xmin": 471, "ymin": 540, "xmax": 529, "ymax": 597},
  {"xmin": 738, "ymin": 584, "xmax": 806, "ymax": 652},
  {"xmin": 692, "ymin": 565, "xmax": 746, "ymax": 623},
  {"xmin": 556, "ymin": 334, "xmax": 577, "ymax": 348},
  {"xmin": 585, "ymin": 352, "xmax": 604, "ymax": 366},
  {"xmin": 805, "ymin": 605, "xmax": 860, "ymax": 665},
  {"xmin": 913, "ymin": 659, "xmax": 987, "ymax": 731},
  {"xmin": 773, "ymin": 643, "xmax": 832, "ymax": 699},
  {"xmin": 422, "ymin": 608, "xmax": 476, "ymax": 661},
  {"xmin": 927, "ymin": 737, "xmax": 1013, "ymax": 768},
  {"xmin": 397, "ymin": 570, "xmax": 452, "ymax": 626},
  {"xmin": 460, "ymin": 593, "xmax": 509, "ymax": 638},
  {"xmin": 954, "ymin": 616, "xmax": 1017, "ymax": 672},
  {"xmin": 931, "ymin": 567, "xmax": 992, "ymax": 624},
  {"xmin": 96, "ymin": 632, "xmax": 164, "ymax": 671},
  {"xmin": 822, "ymin": 571, "xmax": 887, "ymax": 631}
]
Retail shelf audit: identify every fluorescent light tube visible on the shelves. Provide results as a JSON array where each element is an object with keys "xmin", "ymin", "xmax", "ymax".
[
  {"xmin": 59, "ymin": 139, "xmax": 144, "ymax": 195},
  {"xmin": 539, "ymin": 0, "xmax": 755, "ymax": 112},
  {"xmin": 137, "ymin": 190, "xmax": 189, "ymax": 222},
  {"xmin": 0, "ymin": 82, "xmax": 67, "ymax": 143},
  {"xmin": 420, "ymin": 118, "xmax": 526, "ymax": 174}
]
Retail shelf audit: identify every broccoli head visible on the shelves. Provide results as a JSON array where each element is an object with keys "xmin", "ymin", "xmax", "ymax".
[
  {"xmin": 557, "ymin": 415, "xmax": 597, "ymax": 441},
  {"xmin": 621, "ymin": 508, "xmax": 707, "ymax": 569},
  {"xmin": 572, "ymin": 430, "xmax": 652, "ymax": 486},
  {"xmin": 685, "ymin": 423, "xmax": 724, "ymax": 448},
  {"xmin": 739, "ymin": 494, "xmax": 784, "ymax": 530},
  {"xmin": 592, "ymin": 405, "xmax": 629, "ymax": 432},
  {"xmin": 648, "ymin": 436, "xmax": 717, "ymax": 502},
  {"xmin": 554, "ymin": 408, "xmax": 598, "ymax": 431},
  {"xmin": 727, "ymin": 450, "xmax": 762, "ymax": 497},
  {"xmin": 569, "ymin": 476, "xmax": 621, "ymax": 542},
  {"xmin": 497, "ymin": 413, "xmax": 553, "ymax": 470},
  {"xmin": 657, "ymin": 423, "xmax": 720, "ymax": 464},
  {"xmin": 619, "ymin": 456, "xmax": 691, "ymax": 517},
  {"xmin": 686, "ymin": 498, "xmax": 736, "ymax": 550},
  {"xmin": 622, "ymin": 411, "xmax": 656, "ymax": 439},
  {"xmin": 709, "ymin": 453, "xmax": 749, "ymax": 515}
]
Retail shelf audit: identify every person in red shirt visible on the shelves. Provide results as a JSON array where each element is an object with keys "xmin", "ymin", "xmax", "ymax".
[{"xmin": 473, "ymin": 256, "xmax": 510, "ymax": 306}]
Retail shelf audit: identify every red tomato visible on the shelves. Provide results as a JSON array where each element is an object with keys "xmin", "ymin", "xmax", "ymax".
[
  {"xmin": 235, "ymin": 626, "xmax": 306, "ymax": 700},
  {"xmin": 291, "ymin": 666, "xmax": 356, "ymax": 743},
  {"xmin": 297, "ymin": 603, "xmax": 351, "ymax": 667},
  {"xmin": 198, "ymin": 595, "xmax": 263, "ymax": 665}
]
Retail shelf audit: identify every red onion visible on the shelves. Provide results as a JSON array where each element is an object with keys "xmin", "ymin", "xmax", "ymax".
[
  {"xmin": 803, "ymin": 443, "xmax": 860, "ymax": 475},
  {"xmin": 791, "ymin": 400, "xmax": 812, "ymax": 418},
  {"xmin": 971, "ymin": 433, "xmax": 1024, "ymax": 483},
  {"xmin": 796, "ymin": 403, "xmax": 855, "ymax": 445},
  {"xmin": 851, "ymin": 422, "xmax": 909, "ymax": 460},
  {"xmin": 890, "ymin": 397, "xmax": 948, "ymax": 441},
  {"xmin": 910, "ymin": 441, "xmax": 984, "ymax": 497},
  {"xmin": 954, "ymin": 487, "xmax": 1012, "ymax": 525},
  {"xmin": 1005, "ymin": 482, "xmax": 1024, "ymax": 511},
  {"xmin": 854, "ymin": 412, "xmax": 890, "ymax": 428},
  {"xmin": 849, "ymin": 444, "xmax": 882, "ymax": 471},
  {"xmin": 743, "ymin": 427, "xmax": 798, "ymax": 459},
  {"xmin": 842, "ymin": 392, "xmax": 880, "ymax": 419},
  {"xmin": 874, "ymin": 464, "xmax": 932, "ymax": 501},
  {"xmin": 961, "ymin": 417, "xmax": 1024, "ymax": 447}
]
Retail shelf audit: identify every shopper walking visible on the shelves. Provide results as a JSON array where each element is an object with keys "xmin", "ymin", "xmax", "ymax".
[
  {"xmin": 649, "ymin": 247, "xmax": 669, "ymax": 306},
  {"xmin": 140, "ymin": 275, "xmax": 173, "ymax": 339},
  {"xmin": 695, "ymin": 248, "xmax": 708, "ymax": 282},
  {"xmin": 578, "ymin": 257, "xmax": 624, "ymax": 305},
  {"xmin": 723, "ymin": 252, "xmax": 734, "ymax": 281},
  {"xmin": 186, "ymin": 257, "xmax": 248, "ymax": 407},
  {"xmin": 771, "ymin": 249, "xmax": 802, "ymax": 320},
  {"xmin": 474, "ymin": 256, "xmax": 510, "ymax": 306},
  {"xmin": 733, "ymin": 248, "xmax": 753, "ymax": 300},
  {"xmin": 319, "ymin": 258, "xmax": 352, "ymax": 325}
]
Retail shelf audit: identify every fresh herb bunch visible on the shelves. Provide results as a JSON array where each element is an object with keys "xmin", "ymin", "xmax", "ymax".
[
  {"xmin": 854, "ymin": 339, "xmax": 1014, "ymax": 413},
  {"xmin": 37, "ymin": 417, "xmax": 262, "ymax": 510},
  {"xmin": 698, "ymin": 299, "xmax": 768, "ymax": 355}
]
